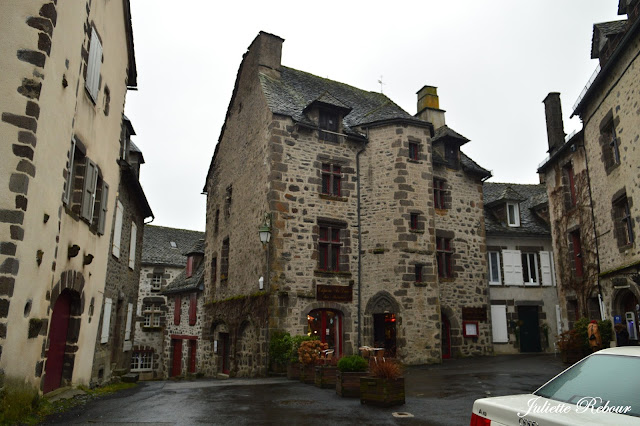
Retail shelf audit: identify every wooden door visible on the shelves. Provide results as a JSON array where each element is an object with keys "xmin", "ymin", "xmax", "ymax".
[{"xmin": 44, "ymin": 292, "xmax": 71, "ymax": 393}]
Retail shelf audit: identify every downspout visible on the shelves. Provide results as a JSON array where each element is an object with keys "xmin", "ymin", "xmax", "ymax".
[{"xmin": 356, "ymin": 136, "xmax": 367, "ymax": 349}]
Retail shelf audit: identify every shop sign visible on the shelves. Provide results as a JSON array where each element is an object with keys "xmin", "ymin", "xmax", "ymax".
[
  {"xmin": 462, "ymin": 307, "xmax": 487, "ymax": 321},
  {"xmin": 317, "ymin": 284, "xmax": 352, "ymax": 302}
]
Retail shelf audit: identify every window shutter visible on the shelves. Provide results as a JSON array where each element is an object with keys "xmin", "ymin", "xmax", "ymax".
[
  {"xmin": 81, "ymin": 159, "xmax": 98, "ymax": 220},
  {"xmin": 189, "ymin": 293, "xmax": 197, "ymax": 325},
  {"xmin": 86, "ymin": 27, "xmax": 102, "ymax": 101},
  {"xmin": 98, "ymin": 181, "xmax": 109, "ymax": 235},
  {"xmin": 124, "ymin": 303, "xmax": 133, "ymax": 341},
  {"xmin": 502, "ymin": 250, "xmax": 523, "ymax": 285},
  {"xmin": 491, "ymin": 305, "xmax": 509, "ymax": 343},
  {"xmin": 174, "ymin": 295, "xmax": 181, "ymax": 325},
  {"xmin": 100, "ymin": 297, "xmax": 112, "ymax": 343},
  {"xmin": 112, "ymin": 201, "xmax": 123, "ymax": 258},
  {"xmin": 63, "ymin": 139, "xmax": 76, "ymax": 205},
  {"xmin": 129, "ymin": 222, "xmax": 137, "ymax": 269},
  {"xmin": 540, "ymin": 251, "xmax": 554, "ymax": 286}
]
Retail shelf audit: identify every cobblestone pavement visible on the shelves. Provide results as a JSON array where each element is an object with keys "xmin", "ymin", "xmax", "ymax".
[{"xmin": 41, "ymin": 354, "xmax": 566, "ymax": 425}]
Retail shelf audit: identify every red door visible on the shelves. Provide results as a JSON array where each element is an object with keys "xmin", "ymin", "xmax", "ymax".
[
  {"xmin": 44, "ymin": 291, "xmax": 71, "ymax": 393},
  {"xmin": 171, "ymin": 339, "xmax": 182, "ymax": 377}
]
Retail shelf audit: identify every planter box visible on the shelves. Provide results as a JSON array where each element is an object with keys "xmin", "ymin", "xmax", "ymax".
[
  {"xmin": 299, "ymin": 364, "xmax": 315, "ymax": 384},
  {"xmin": 314, "ymin": 365, "xmax": 338, "ymax": 389},
  {"xmin": 287, "ymin": 363, "xmax": 301, "ymax": 380},
  {"xmin": 336, "ymin": 371, "xmax": 369, "ymax": 397},
  {"xmin": 360, "ymin": 377, "xmax": 405, "ymax": 407}
]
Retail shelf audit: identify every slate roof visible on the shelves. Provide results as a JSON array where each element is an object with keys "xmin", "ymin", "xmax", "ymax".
[
  {"xmin": 142, "ymin": 225, "xmax": 205, "ymax": 267},
  {"xmin": 162, "ymin": 259, "xmax": 205, "ymax": 295},
  {"xmin": 431, "ymin": 125, "xmax": 470, "ymax": 145},
  {"xmin": 483, "ymin": 182, "xmax": 550, "ymax": 237},
  {"xmin": 259, "ymin": 66, "xmax": 428, "ymax": 137},
  {"xmin": 461, "ymin": 153, "xmax": 492, "ymax": 179},
  {"xmin": 591, "ymin": 20, "xmax": 628, "ymax": 58}
]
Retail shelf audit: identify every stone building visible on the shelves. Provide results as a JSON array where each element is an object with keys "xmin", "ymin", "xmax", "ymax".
[
  {"xmin": 132, "ymin": 225, "xmax": 203, "ymax": 380},
  {"xmin": 0, "ymin": 1, "xmax": 137, "ymax": 392},
  {"xmin": 539, "ymin": 0, "xmax": 640, "ymax": 338},
  {"xmin": 201, "ymin": 31, "xmax": 492, "ymax": 376},
  {"xmin": 483, "ymin": 182, "xmax": 560, "ymax": 354},
  {"xmin": 90, "ymin": 117, "xmax": 153, "ymax": 385},
  {"xmin": 162, "ymin": 240, "xmax": 205, "ymax": 377}
]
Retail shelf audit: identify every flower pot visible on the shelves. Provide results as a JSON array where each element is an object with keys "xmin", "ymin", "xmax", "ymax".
[
  {"xmin": 286, "ymin": 363, "xmax": 301, "ymax": 380},
  {"xmin": 314, "ymin": 365, "xmax": 338, "ymax": 389},
  {"xmin": 360, "ymin": 377, "xmax": 405, "ymax": 407},
  {"xmin": 299, "ymin": 364, "xmax": 315, "ymax": 384},
  {"xmin": 336, "ymin": 371, "xmax": 369, "ymax": 397}
]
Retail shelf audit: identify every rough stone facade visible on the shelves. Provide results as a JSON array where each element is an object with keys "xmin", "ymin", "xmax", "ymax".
[
  {"xmin": 202, "ymin": 31, "xmax": 492, "ymax": 376},
  {"xmin": 0, "ymin": 1, "xmax": 137, "ymax": 392}
]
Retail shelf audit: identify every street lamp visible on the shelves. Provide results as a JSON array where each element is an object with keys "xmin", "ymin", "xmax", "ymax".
[{"xmin": 258, "ymin": 214, "xmax": 271, "ymax": 292}]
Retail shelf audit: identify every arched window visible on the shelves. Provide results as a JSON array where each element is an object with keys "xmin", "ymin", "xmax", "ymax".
[{"xmin": 307, "ymin": 309, "xmax": 342, "ymax": 355}]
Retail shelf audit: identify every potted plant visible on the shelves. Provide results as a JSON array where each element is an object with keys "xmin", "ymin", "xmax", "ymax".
[
  {"xmin": 336, "ymin": 355, "xmax": 369, "ymax": 397},
  {"xmin": 360, "ymin": 358, "xmax": 405, "ymax": 407},
  {"xmin": 298, "ymin": 340, "xmax": 327, "ymax": 384},
  {"xmin": 286, "ymin": 335, "xmax": 315, "ymax": 380},
  {"xmin": 314, "ymin": 350, "xmax": 338, "ymax": 389}
]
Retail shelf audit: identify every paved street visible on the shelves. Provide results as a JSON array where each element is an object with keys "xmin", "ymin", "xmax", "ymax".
[{"xmin": 41, "ymin": 354, "xmax": 566, "ymax": 425}]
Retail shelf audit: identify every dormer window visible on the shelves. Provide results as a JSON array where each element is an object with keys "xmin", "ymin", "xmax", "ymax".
[
  {"xmin": 507, "ymin": 202, "xmax": 520, "ymax": 227},
  {"xmin": 186, "ymin": 256, "xmax": 194, "ymax": 278},
  {"xmin": 319, "ymin": 110, "xmax": 339, "ymax": 142},
  {"xmin": 445, "ymin": 143, "xmax": 459, "ymax": 168}
]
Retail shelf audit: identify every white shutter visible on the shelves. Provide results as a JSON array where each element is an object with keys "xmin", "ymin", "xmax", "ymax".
[
  {"xmin": 129, "ymin": 222, "xmax": 137, "ymax": 269},
  {"xmin": 112, "ymin": 201, "xmax": 123, "ymax": 258},
  {"xmin": 81, "ymin": 159, "xmax": 98, "ymax": 220},
  {"xmin": 63, "ymin": 138, "xmax": 76, "ymax": 205},
  {"xmin": 98, "ymin": 181, "xmax": 109, "ymax": 235},
  {"xmin": 124, "ymin": 303, "xmax": 133, "ymax": 341},
  {"xmin": 491, "ymin": 305, "xmax": 509, "ymax": 343},
  {"xmin": 86, "ymin": 27, "xmax": 102, "ymax": 101},
  {"xmin": 502, "ymin": 250, "xmax": 523, "ymax": 285},
  {"xmin": 556, "ymin": 305, "xmax": 563, "ymax": 336},
  {"xmin": 540, "ymin": 251, "xmax": 554, "ymax": 286},
  {"xmin": 100, "ymin": 297, "xmax": 112, "ymax": 344}
]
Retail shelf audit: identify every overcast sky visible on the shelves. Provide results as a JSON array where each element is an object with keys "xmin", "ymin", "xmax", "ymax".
[{"xmin": 125, "ymin": 0, "xmax": 624, "ymax": 232}]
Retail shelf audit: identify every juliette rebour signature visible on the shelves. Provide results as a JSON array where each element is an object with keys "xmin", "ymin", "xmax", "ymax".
[{"xmin": 518, "ymin": 396, "xmax": 632, "ymax": 417}]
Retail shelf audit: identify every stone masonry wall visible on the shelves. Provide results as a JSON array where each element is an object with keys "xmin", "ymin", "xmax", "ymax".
[{"xmin": 163, "ymin": 291, "xmax": 204, "ymax": 378}]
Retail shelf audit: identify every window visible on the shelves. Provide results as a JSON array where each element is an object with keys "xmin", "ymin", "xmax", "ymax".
[
  {"xmin": 507, "ymin": 202, "xmax": 520, "ymax": 227},
  {"xmin": 307, "ymin": 309, "xmax": 342, "ymax": 355},
  {"xmin": 174, "ymin": 296, "xmax": 181, "ymax": 325},
  {"xmin": 143, "ymin": 303, "xmax": 162, "ymax": 328},
  {"xmin": 131, "ymin": 350, "xmax": 153, "ymax": 372},
  {"xmin": 601, "ymin": 118, "xmax": 620, "ymax": 169},
  {"xmin": 214, "ymin": 209, "xmax": 219, "ymax": 234},
  {"xmin": 410, "ymin": 213, "xmax": 419, "ymax": 231},
  {"xmin": 318, "ymin": 224, "xmax": 342, "ymax": 272},
  {"xmin": 445, "ymin": 143, "xmax": 459, "ymax": 168},
  {"xmin": 85, "ymin": 27, "xmax": 102, "ymax": 102},
  {"xmin": 415, "ymin": 264, "xmax": 423, "ymax": 283},
  {"xmin": 221, "ymin": 239, "xmax": 229, "ymax": 281},
  {"xmin": 225, "ymin": 185, "xmax": 232, "ymax": 217},
  {"xmin": 128, "ymin": 222, "xmax": 137, "ymax": 269},
  {"xmin": 321, "ymin": 164, "xmax": 341, "ymax": 196},
  {"xmin": 186, "ymin": 256, "xmax": 194, "ymax": 278},
  {"xmin": 319, "ymin": 110, "xmax": 338, "ymax": 142},
  {"xmin": 436, "ymin": 236, "xmax": 453, "ymax": 278},
  {"xmin": 569, "ymin": 230, "xmax": 584, "ymax": 278},
  {"xmin": 112, "ymin": 201, "xmax": 123, "ymax": 258},
  {"xmin": 151, "ymin": 273, "xmax": 162, "ymax": 291},
  {"xmin": 211, "ymin": 257, "xmax": 217, "ymax": 286},
  {"xmin": 613, "ymin": 195, "xmax": 634, "ymax": 246},
  {"xmin": 408, "ymin": 142, "xmax": 419, "ymax": 161},
  {"xmin": 563, "ymin": 163, "xmax": 577, "ymax": 208},
  {"xmin": 434, "ymin": 178, "xmax": 446, "ymax": 209},
  {"xmin": 189, "ymin": 293, "xmax": 197, "ymax": 326},
  {"xmin": 488, "ymin": 251, "xmax": 501, "ymax": 285},
  {"xmin": 521, "ymin": 252, "xmax": 539, "ymax": 285}
]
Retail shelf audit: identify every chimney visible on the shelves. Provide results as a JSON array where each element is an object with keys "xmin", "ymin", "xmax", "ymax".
[
  {"xmin": 543, "ymin": 93, "xmax": 566, "ymax": 154},
  {"xmin": 248, "ymin": 31, "xmax": 284, "ymax": 79},
  {"xmin": 416, "ymin": 85, "xmax": 446, "ymax": 129}
]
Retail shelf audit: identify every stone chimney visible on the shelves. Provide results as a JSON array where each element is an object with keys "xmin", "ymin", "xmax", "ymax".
[
  {"xmin": 543, "ymin": 92, "xmax": 566, "ymax": 154},
  {"xmin": 248, "ymin": 31, "xmax": 284, "ymax": 79},
  {"xmin": 416, "ymin": 85, "xmax": 446, "ymax": 130}
]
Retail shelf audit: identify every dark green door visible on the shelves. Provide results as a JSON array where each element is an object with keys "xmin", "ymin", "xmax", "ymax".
[{"xmin": 518, "ymin": 306, "xmax": 542, "ymax": 352}]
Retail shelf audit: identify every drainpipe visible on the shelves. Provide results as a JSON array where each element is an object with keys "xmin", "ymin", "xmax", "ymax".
[{"xmin": 356, "ymin": 138, "xmax": 367, "ymax": 349}]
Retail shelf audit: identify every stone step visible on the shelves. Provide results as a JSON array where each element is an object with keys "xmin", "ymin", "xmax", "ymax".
[
  {"xmin": 216, "ymin": 373, "xmax": 229, "ymax": 380},
  {"xmin": 121, "ymin": 373, "xmax": 139, "ymax": 383}
]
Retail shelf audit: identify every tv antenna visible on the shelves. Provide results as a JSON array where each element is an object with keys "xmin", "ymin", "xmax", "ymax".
[{"xmin": 378, "ymin": 75, "xmax": 385, "ymax": 94}]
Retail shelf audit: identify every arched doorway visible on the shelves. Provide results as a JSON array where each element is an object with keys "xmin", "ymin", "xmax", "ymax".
[
  {"xmin": 365, "ymin": 292, "xmax": 400, "ymax": 357},
  {"xmin": 373, "ymin": 313, "xmax": 396, "ymax": 357},
  {"xmin": 441, "ymin": 314, "xmax": 451, "ymax": 359},
  {"xmin": 44, "ymin": 290, "xmax": 72, "ymax": 393},
  {"xmin": 614, "ymin": 288, "xmax": 640, "ymax": 342},
  {"xmin": 211, "ymin": 322, "xmax": 230, "ymax": 374},
  {"xmin": 307, "ymin": 309, "xmax": 343, "ymax": 355}
]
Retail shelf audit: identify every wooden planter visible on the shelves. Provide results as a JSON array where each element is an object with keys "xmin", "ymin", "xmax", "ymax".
[
  {"xmin": 286, "ymin": 363, "xmax": 301, "ymax": 380},
  {"xmin": 314, "ymin": 365, "xmax": 338, "ymax": 389},
  {"xmin": 299, "ymin": 364, "xmax": 315, "ymax": 384},
  {"xmin": 360, "ymin": 377, "xmax": 405, "ymax": 407},
  {"xmin": 336, "ymin": 371, "xmax": 369, "ymax": 397}
]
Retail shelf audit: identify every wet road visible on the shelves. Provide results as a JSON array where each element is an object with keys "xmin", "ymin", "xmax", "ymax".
[{"xmin": 41, "ymin": 354, "xmax": 566, "ymax": 425}]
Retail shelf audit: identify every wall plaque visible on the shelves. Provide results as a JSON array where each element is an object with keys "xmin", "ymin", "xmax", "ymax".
[
  {"xmin": 317, "ymin": 284, "xmax": 352, "ymax": 302},
  {"xmin": 462, "ymin": 307, "xmax": 487, "ymax": 321}
]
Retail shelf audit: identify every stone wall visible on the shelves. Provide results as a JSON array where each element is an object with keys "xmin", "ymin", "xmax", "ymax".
[{"xmin": 163, "ymin": 291, "xmax": 204, "ymax": 377}]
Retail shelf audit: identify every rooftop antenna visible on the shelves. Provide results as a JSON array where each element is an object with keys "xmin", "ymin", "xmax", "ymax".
[{"xmin": 378, "ymin": 75, "xmax": 385, "ymax": 94}]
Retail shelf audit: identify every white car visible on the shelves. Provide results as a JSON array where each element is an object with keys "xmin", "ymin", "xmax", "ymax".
[{"xmin": 471, "ymin": 347, "xmax": 640, "ymax": 425}]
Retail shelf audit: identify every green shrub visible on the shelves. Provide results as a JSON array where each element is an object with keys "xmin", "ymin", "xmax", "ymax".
[
  {"xmin": 337, "ymin": 355, "xmax": 368, "ymax": 373},
  {"xmin": 289, "ymin": 335, "xmax": 317, "ymax": 363},
  {"xmin": 0, "ymin": 379, "xmax": 40, "ymax": 425},
  {"xmin": 598, "ymin": 319, "xmax": 612, "ymax": 348},
  {"xmin": 269, "ymin": 330, "xmax": 292, "ymax": 368}
]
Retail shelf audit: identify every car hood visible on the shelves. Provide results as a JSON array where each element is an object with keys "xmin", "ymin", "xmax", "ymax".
[{"xmin": 473, "ymin": 394, "xmax": 638, "ymax": 426}]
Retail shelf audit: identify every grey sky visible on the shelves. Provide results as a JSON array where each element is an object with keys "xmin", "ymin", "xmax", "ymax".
[{"xmin": 125, "ymin": 0, "xmax": 623, "ymax": 232}]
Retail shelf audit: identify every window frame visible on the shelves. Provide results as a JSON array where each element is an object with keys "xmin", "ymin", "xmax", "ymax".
[
  {"xmin": 143, "ymin": 303, "xmax": 162, "ymax": 328},
  {"xmin": 436, "ymin": 236, "xmax": 453, "ymax": 278},
  {"xmin": 415, "ymin": 264, "xmax": 423, "ymax": 283},
  {"xmin": 488, "ymin": 251, "xmax": 501, "ymax": 285},
  {"xmin": 131, "ymin": 350, "xmax": 153, "ymax": 372},
  {"xmin": 613, "ymin": 195, "xmax": 634, "ymax": 246},
  {"xmin": 434, "ymin": 178, "xmax": 446, "ymax": 209},
  {"xmin": 150, "ymin": 273, "xmax": 163, "ymax": 292},
  {"xmin": 318, "ymin": 224, "xmax": 342, "ymax": 272},
  {"xmin": 521, "ymin": 252, "xmax": 539, "ymax": 285},
  {"xmin": 321, "ymin": 163, "xmax": 342, "ymax": 197},
  {"xmin": 319, "ymin": 110, "xmax": 339, "ymax": 142},
  {"xmin": 507, "ymin": 202, "xmax": 520, "ymax": 227},
  {"xmin": 410, "ymin": 213, "xmax": 419, "ymax": 231},
  {"xmin": 408, "ymin": 142, "xmax": 419, "ymax": 161}
]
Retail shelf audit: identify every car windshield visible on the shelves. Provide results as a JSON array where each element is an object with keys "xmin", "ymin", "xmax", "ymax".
[{"xmin": 534, "ymin": 354, "xmax": 640, "ymax": 417}]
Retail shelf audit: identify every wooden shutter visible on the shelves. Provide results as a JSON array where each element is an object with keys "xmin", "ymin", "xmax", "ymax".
[
  {"xmin": 112, "ymin": 201, "xmax": 123, "ymax": 258},
  {"xmin": 81, "ymin": 158, "xmax": 98, "ymax": 220},
  {"xmin": 174, "ymin": 295, "xmax": 181, "ymax": 325},
  {"xmin": 100, "ymin": 297, "xmax": 112, "ymax": 343},
  {"xmin": 502, "ymin": 250, "xmax": 523, "ymax": 285},
  {"xmin": 128, "ymin": 222, "xmax": 137, "ymax": 269},
  {"xmin": 86, "ymin": 27, "xmax": 102, "ymax": 101},
  {"xmin": 540, "ymin": 251, "xmax": 554, "ymax": 286},
  {"xmin": 491, "ymin": 305, "xmax": 509, "ymax": 343},
  {"xmin": 98, "ymin": 181, "xmax": 109, "ymax": 235},
  {"xmin": 63, "ymin": 139, "xmax": 76, "ymax": 205},
  {"xmin": 189, "ymin": 293, "xmax": 197, "ymax": 325},
  {"xmin": 124, "ymin": 303, "xmax": 133, "ymax": 341}
]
